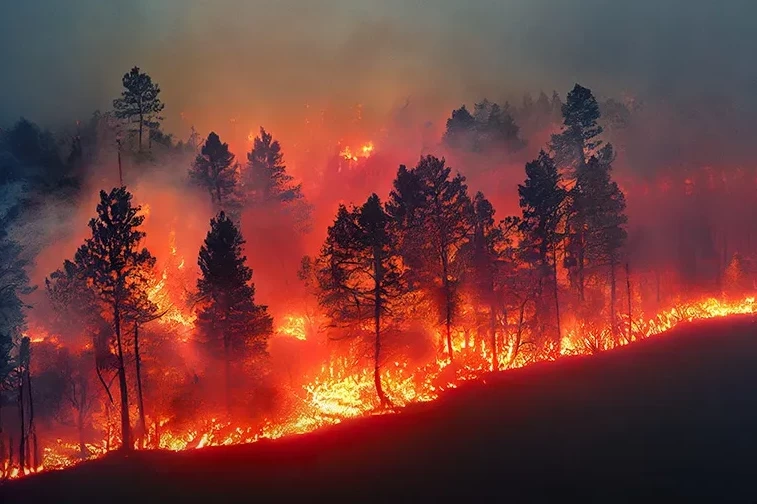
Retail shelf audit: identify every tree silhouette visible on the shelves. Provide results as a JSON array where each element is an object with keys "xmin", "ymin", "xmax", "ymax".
[
  {"xmin": 113, "ymin": 67, "xmax": 165, "ymax": 151},
  {"xmin": 577, "ymin": 145, "xmax": 628, "ymax": 340},
  {"xmin": 518, "ymin": 150, "xmax": 567, "ymax": 348},
  {"xmin": 387, "ymin": 156, "xmax": 473, "ymax": 361},
  {"xmin": 550, "ymin": 84, "xmax": 604, "ymax": 300},
  {"xmin": 189, "ymin": 132, "xmax": 239, "ymax": 211},
  {"xmin": 309, "ymin": 194, "xmax": 406, "ymax": 405},
  {"xmin": 459, "ymin": 192, "xmax": 519, "ymax": 370},
  {"xmin": 245, "ymin": 127, "xmax": 303, "ymax": 204},
  {"xmin": 196, "ymin": 211, "xmax": 272, "ymax": 413},
  {"xmin": 74, "ymin": 187, "xmax": 156, "ymax": 451}
]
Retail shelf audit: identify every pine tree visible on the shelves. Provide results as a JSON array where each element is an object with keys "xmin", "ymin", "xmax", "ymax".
[
  {"xmin": 196, "ymin": 211, "xmax": 272, "ymax": 413},
  {"xmin": 550, "ymin": 84, "xmax": 605, "ymax": 301},
  {"xmin": 443, "ymin": 106, "xmax": 476, "ymax": 150},
  {"xmin": 74, "ymin": 187, "xmax": 156, "ymax": 451},
  {"xmin": 518, "ymin": 150, "xmax": 567, "ymax": 348},
  {"xmin": 245, "ymin": 127, "xmax": 303, "ymax": 205},
  {"xmin": 387, "ymin": 156, "xmax": 474, "ymax": 361},
  {"xmin": 578, "ymin": 145, "xmax": 628, "ymax": 340},
  {"xmin": 310, "ymin": 195, "xmax": 405, "ymax": 405},
  {"xmin": 112, "ymin": 67, "xmax": 164, "ymax": 151},
  {"xmin": 550, "ymin": 84, "xmax": 603, "ymax": 175},
  {"xmin": 188, "ymin": 132, "xmax": 239, "ymax": 210},
  {"xmin": 460, "ymin": 192, "xmax": 519, "ymax": 370}
]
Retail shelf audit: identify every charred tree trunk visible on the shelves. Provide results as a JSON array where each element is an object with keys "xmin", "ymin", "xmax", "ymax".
[
  {"xmin": 138, "ymin": 112, "xmax": 143, "ymax": 151},
  {"xmin": 224, "ymin": 333, "xmax": 232, "ymax": 415},
  {"xmin": 507, "ymin": 300, "xmax": 528, "ymax": 369},
  {"xmin": 113, "ymin": 300, "xmax": 132, "ymax": 451},
  {"xmin": 134, "ymin": 323, "xmax": 147, "ymax": 449},
  {"xmin": 77, "ymin": 405, "xmax": 87, "ymax": 458},
  {"xmin": 609, "ymin": 260, "xmax": 618, "ymax": 345},
  {"xmin": 373, "ymin": 251, "xmax": 389, "ymax": 407},
  {"xmin": 17, "ymin": 375, "xmax": 25, "ymax": 472},
  {"xmin": 25, "ymin": 367, "xmax": 37, "ymax": 469},
  {"xmin": 552, "ymin": 246, "xmax": 562, "ymax": 352},
  {"xmin": 489, "ymin": 302, "xmax": 498, "ymax": 371},
  {"xmin": 625, "ymin": 262, "xmax": 633, "ymax": 343}
]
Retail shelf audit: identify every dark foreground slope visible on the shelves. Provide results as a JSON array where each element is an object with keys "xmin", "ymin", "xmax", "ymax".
[{"xmin": 5, "ymin": 316, "xmax": 757, "ymax": 503}]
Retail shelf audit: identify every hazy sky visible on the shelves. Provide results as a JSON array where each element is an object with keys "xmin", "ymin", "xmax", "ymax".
[{"xmin": 1, "ymin": 0, "xmax": 755, "ymax": 135}]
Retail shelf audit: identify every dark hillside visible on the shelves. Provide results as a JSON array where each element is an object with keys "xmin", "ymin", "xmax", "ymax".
[{"xmin": 5, "ymin": 315, "xmax": 757, "ymax": 503}]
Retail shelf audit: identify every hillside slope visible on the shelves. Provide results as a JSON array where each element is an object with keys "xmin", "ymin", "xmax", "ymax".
[{"xmin": 5, "ymin": 315, "xmax": 757, "ymax": 502}]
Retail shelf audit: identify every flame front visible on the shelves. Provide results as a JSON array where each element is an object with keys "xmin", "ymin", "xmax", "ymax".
[{"xmin": 13, "ymin": 291, "xmax": 755, "ymax": 479}]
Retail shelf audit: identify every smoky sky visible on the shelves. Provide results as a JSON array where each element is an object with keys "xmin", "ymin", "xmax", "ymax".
[{"xmin": 1, "ymin": 0, "xmax": 755, "ymax": 134}]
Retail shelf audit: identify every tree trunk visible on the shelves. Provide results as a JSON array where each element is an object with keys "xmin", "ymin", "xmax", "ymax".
[
  {"xmin": 138, "ymin": 113, "xmax": 143, "ymax": 151},
  {"xmin": 134, "ymin": 323, "xmax": 147, "ymax": 449},
  {"xmin": 489, "ymin": 302, "xmax": 498, "ymax": 371},
  {"xmin": 224, "ymin": 334, "xmax": 232, "ymax": 415},
  {"xmin": 552, "ymin": 246, "xmax": 562, "ymax": 352},
  {"xmin": 609, "ymin": 260, "xmax": 617, "ymax": 345},
  {"xmin": 507, "ymin": 301, "xmax": 527, "ymax": 368},
  {"xmin": 77, "ymin": 405, "xmax": 87, "ymax": 458},
  {"xmin": 625, "ymin": 262, "xmax": 633, "ymax": 343},
  {"xmin": 25, "ymin": 367, "xmax": 37, "ymax": 470},
  {"xmin": 17, "ymin": 376, "xmax": 25, "ymax": 472},
  {"xmin": 373, "ymin": 246, "xmax": 389, "ymax": 407},
  {"xmin": 113, "ymin": 301, "xmax": 132, "ymax": 451}
]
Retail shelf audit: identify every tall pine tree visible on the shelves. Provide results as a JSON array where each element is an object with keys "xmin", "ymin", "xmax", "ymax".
[
  {"xmin": 387, "ymin": 156, "xmax": 473, "ymax": 361},
  {"xmin": 196, "ymin": 212, "xmax": 272, "ymax": 414},
  {"xmin": 518, "ymin": 150, "xmax": 567, "ymax": 349},
  {"xmin": 189, "ymin": 132, "xmax": 239, "ymax": 210},
  {"xmin": 112, "ymin": 67, "xmax": 165, "ymax": 151},
  {"xmin": 308, "ymin": 195, "xmax": 406, "ymax": 405},
  {"xmin": 245, "ymin": 127, "xmax": 303, "ymax": 204},
  {"xmin": 74, "ymin": 187, "xmax": 156, "ymax": 451}
]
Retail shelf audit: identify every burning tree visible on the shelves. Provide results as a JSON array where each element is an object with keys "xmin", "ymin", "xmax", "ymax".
[
  {"xmin": 307, "ymin": 194, "xmax": 407, "ymax": 406},
  {"xmin": 458, "ymin": 192, "xmax": 519, "ymax": 370},
  {"xmin": 244, "ymin": 127, "xmax": 311, "ymax": 231},
  {"xmin": 577, "ymin": 146, "xmax": 628, "ymax": 340},
  {"xmin": 0, "ymin": 223, "xmax": 32, "ymax": 474},
  {"xmin": 518, "ymin": 150, "xmax": 567, "ymax": 349},
  {"xmin": 73, "ymin": 187, "xmax": 157, "ymax": 451},
  {"xmin": 188, "ymin": 132, "xmax": 240, "ymax": 211},
  {"xmin": 196, "ymin": 211, "xmax": 272, "ymax": 414},
  {"xmin": 387, "ymin": 156, "xmax": 474, "ymax": 361},
  {"xmin": 112, "ymin": 67, "xmax": 165, "ymax": 152}
]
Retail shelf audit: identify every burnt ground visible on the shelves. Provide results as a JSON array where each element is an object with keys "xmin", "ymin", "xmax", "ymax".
[{"xmin": 4, "ymin": 315, "xmax": 757, "ymax": 503}]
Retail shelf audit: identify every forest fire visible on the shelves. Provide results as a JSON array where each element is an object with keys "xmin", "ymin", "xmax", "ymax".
[
  {"xmin": 2, "ymin": 62, "xmax": 757, "ymax": 490},
  {"xmin": 5, "ymin": 293, "xmax": 755, "ymax": 479}
]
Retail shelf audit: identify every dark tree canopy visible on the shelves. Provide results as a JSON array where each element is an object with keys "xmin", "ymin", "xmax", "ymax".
[
  {"xmin": 73, "ymin": 186, "xmax": 156, "ymax": 450},
  {"xmin": 518, "ymin": 150, "xmax": 567, "ymax": 270},
  {"xmin": 443, "ymin": 100, "xmax": 523, "ymax": 153},
  {"xmin": 550, "ymin": 84, "xmax": 603, "ymax": 174},
  {"xmin": 0, "ymin": 225, "xmax": 32, "ymax": 386},
  {"xmin": 197, "ymin": 211, "xmax": 272, "ymax": 360},
  {"xmin": 245, "ymin": 127, "xmax": 303, "ymax": 205},
  {"xmin": 189, "ymin": 132, "xmax": 239, "ymax": 210},
  {"xmin": 112, "ymin": 67, "xmax": 165, "ymax": 151},
  {"xmin": 387, "ymin": 155, "xmax": 474, "ymax": 360}
]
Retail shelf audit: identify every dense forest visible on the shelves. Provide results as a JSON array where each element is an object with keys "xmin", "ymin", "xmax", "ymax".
[{"xmin": 0, "ymin": 66, "xmax": 755, "ymax": 478}]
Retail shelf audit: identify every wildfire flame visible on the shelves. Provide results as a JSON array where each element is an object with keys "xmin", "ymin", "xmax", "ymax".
[
  {"xmin": 11, "ymin": 293, "xmax": 756, "ymax": 480},
  {"xmin": 340, "ymin": 142, "xmax": 374, "ymax": 162}
]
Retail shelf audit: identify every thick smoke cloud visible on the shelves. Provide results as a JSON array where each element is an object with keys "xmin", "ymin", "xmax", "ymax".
[{"xmin": 2, "ymin": 0, "xmax": 754, "ymax": 134}]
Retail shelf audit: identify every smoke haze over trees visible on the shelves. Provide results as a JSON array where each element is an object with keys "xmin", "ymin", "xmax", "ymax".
[{"xmin": 0, "ymin": 1, "xmax": 756, "ymax": 480}]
